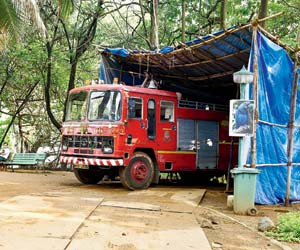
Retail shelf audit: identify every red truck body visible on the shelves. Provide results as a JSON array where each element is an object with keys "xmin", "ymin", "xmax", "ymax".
[{"xmin": 60, "ymin": 84, "xmax": 237, "ymax": 189}]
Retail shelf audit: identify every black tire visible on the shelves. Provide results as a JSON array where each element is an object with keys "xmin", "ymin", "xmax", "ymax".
[
  {"xmin": 119, "ymin": 152, "xmax": 154, "ymax": 190},
  {"xmin": 73, "ymin": 168, "xmax": 105, "ymax": 184}
]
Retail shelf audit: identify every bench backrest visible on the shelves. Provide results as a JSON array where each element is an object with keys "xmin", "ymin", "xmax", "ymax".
[{"xmin": 10, "ymin": 153, "xmax": 47, "ymax": 165}]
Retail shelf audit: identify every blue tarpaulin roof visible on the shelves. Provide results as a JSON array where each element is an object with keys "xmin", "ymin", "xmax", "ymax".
[
  {"xmin": 101, "ymin": 25, "xmax": 253, "ymax": 103},
  {"xmin": 100, "ymin": 24, "xmax": 300, "ymax": 204}
]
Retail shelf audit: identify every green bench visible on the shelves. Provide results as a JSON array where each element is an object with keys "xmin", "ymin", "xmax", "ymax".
[{"xmin": 1, "ymin": 153, "xmax": 47, "ymax": 171}]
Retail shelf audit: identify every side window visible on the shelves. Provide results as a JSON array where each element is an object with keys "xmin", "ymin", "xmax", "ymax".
[
  {"xmin": 128, "ymin": 97, "xmax": 142, "ymax": 119},
  {"xmin": 160, "ymin": 101, "xmax": 174, "ymax": 122}
]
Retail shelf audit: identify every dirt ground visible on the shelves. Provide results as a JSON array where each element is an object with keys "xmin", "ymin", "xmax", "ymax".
[
  {"xmin": 196, "ymin": 188, "xmax": 300, "ymax": 250},
  {"xmin": 0, "ymin": 170, "xmax": 299, "ymax": 250}
]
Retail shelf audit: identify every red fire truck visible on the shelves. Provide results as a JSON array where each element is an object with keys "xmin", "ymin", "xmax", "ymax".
[{"xmin": 60, "ymin": 84, "xmax": 236, "ymax": 190}]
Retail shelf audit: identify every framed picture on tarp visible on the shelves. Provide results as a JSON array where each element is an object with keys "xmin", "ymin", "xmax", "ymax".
[{"xmin": 229, "ymin": 100, "xmax": 255, "ymax": 137}]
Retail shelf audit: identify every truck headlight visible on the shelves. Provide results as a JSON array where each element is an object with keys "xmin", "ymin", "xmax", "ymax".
[{"xmin": 103, "ymin": 146, "xmax": 113, "ymax": 154}]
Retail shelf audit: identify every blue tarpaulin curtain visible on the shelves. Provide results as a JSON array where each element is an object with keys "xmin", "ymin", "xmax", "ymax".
[{"xmin": 248, "ymin": 31, "xmax": 300, "ymax": 204}]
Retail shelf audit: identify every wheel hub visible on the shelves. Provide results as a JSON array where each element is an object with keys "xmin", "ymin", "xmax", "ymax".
[{"xmin": 130, "ymin": 160, "xmax": 148, "ymax": 182}]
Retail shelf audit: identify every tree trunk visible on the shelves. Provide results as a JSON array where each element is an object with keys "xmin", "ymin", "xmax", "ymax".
[
  {"xmin": 45, "ymin": 41, "xmax": 62, "ymax": 130},
  {"xmin": 62, "ymin": 61, "xmax": 77, "ymax": 122},
  {"xmin": 258, "ymin": 0, "xmax": 268, "ymax": 28},
  {"xmin": 220, "ymin": 0, "xmax": 227, "ymax": 30},
  {"xmin": 138, "ymin": 0, "xmax": 148, "ymax": 41},
  {"xmin": 182, "ymin": 0, "xmax": 186, "ymax": 42},
  {"xmin": 150, "ymin": 0, "xmax": 159, "ymax": 50},
  {"xmin": 17, "ymin": 115, "xmax": 25, "ymax": 152},
  {"xmin": 61, "ymin": 0, "xmax": 103, "ymax": 121},
  {"xmin": 198, "ymin": 0, "xmax": 202, "ymax": 35},
  {"xmin": 0, "ymin": 81, "xmax": 39, "ymax": 147}
]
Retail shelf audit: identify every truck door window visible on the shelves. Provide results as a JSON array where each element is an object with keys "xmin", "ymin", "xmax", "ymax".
[
  {"xmin": 88, "ymin": 91, "xmax": 121, "ymax": 121},
  {"xmin": 147, "ymin": 99, "xmax": 156, "ymax": 139},
  {"xmin": 66, "ymin": 91, "xmax": 88, "ymax": 121},
  {"xmin": 160, "ymin": 101, "xmax": 174, "ymax": 122},
  {"xmin": 128, "ymin": 97, "xmax": 142, "ymax": 119}
]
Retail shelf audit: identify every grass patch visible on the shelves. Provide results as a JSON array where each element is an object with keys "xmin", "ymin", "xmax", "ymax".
[{"xmin": 266, "ymin": 212, "xmax": 300, "ymax": 243}]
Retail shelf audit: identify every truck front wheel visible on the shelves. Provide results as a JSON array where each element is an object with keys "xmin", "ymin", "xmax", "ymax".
[
  {"xmin": 119, "ymin": 152, "xmax": 154, "ymax": 190},
  {"xmin": 74, "ymin": 168, "xmax": 104, "ymax": 184}
]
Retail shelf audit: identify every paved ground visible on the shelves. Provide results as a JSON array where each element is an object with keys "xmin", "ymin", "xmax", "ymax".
[{"xmin": 0, "ymin": 171, "xmax": 211, "ymax": 250}]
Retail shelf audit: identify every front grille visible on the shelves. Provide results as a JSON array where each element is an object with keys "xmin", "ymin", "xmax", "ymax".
[
  {"xmin": 62, "ymin": 135, "xmax": 114, "ymax": 151},
  {"xmin": 74, "ymin": 149, "xmax": 94, "ymax": 154}
]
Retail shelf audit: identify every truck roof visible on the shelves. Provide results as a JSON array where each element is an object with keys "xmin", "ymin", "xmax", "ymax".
[{"xmin": 69, "ymin": 84, "xmax": 179, "ymax": 98}]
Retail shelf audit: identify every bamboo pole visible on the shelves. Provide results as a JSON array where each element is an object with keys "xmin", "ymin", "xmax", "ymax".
[
  {"xmin": 147, "ymin": 70, "xmax": 235, "ymax": 81},
  {"xmin": 172, "ymin": 48, "xmax": 250, "ymax": 68},
  {"xmin": 285, "ymin": 30, "xmax": 300, "ymax": 206},
  {"xmin": 124, "ymin": 12, "xmax": 282, "ymax": 60},
  {"xmin": 98, "ymin": 12, "xmax": 286, "ymax": 62},
  {"xmin": 225, "ymin": 138, "xmax": 234, "ymax": 192},
  {"xmin": 150, "ymin": 12, "xmax": 284, "ymax": 56},
  {"xmin": 257, "ymin": 25, "xmax": 294, "ymax": 53},
  {"xmin": 125, "ymin": 47, "xmax": 250, "ymax": 72},
  {"xmin": 252, "ymin": 12, "xmax": 283, "ymax": 26},
  {"xmin": 189, "ymin": 70, "xmax": 234, "ymax": 81},
  {"xmin": 251, "ymin": 26, "xmax": 259, "ymax": 168}
]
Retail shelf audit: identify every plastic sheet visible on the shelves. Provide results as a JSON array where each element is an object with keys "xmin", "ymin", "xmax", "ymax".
[
  {"xmin": 248, "ymin": 31, "xmax": 300, "ymax": 204},
  {"xmin": 103, "ymin": 48, "xmax": 129, "ymax": 57},
  {"xmin": 256, "ymin": 166, "xmax": 300, "ymax": 204}
]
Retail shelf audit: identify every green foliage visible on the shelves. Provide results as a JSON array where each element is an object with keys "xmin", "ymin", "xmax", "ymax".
[
  {"xmin": 75, "ymin": 50, "xmax": 99, "ymax": 87},
  {"xmin": 58, "ymin": 0, "xmax": 74, "ymax": 18},
  {"xmin": 0, "ymin": 27, "xmax": 62, "ymax": 150},
  {"xmin": 0, "ymin": 0, "xmax": 102, "ymax": 149},
  {"xmin": 0, "ymin": 0, "xmax": 20, "ymax": 47},
  {"xmin": 267, "ymin": 0, "xmax": 300, "ymax": 48},
  {"xmin": 0, "ymin": 0, "xmax": 47, "ymax": 50},
  {"xmin": 97, "ymin": 0, "xmax": 299, "ymax": 50},
  {"xmin": 266, "ymin": 212, "xmax": 300, "ymax": 243}
]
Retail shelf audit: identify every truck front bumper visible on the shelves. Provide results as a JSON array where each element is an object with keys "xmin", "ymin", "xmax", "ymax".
[{"xmin": 60, "ymin": 156, "xmax": 124, "ymax": 167}]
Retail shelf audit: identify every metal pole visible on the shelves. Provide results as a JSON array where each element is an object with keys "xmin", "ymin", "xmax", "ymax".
[
  {"xmin": 238, "ymin": 83, "xmax": 246, "ymax": 168},
  {"xmin": 285, "ymin": 31, "xmax": 300, "ymax": 206}
]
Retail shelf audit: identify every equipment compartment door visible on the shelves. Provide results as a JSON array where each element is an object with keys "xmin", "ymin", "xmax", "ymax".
[{"xmin": 196, "ymin": 121, "xmax": 219, "ymax": 169}]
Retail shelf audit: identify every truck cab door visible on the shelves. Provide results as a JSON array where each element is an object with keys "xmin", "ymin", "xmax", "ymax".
[{"xmin": 127, "ymin": 96, "xmax": 147, "ymax": 145}]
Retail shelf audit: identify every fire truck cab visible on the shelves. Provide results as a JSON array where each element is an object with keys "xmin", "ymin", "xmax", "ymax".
[{"xmin": 60, "ymin": 84, "xmax": 235, "ymax": 190}]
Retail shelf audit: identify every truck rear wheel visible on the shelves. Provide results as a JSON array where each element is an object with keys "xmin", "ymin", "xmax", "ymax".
[
  {"xmin": 74, "ymin": 168, "xmax": 104, "ymax": 184},
  {"xmin": 119, "ymin": 152, "xmax": 154, "ymax": 190}
]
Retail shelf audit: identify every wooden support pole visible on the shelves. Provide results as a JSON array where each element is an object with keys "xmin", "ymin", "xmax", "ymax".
[
  {"xmin": 285, "ymin": 30, "xmax": 300, "ymax": 206},
  {"xmin": 251, "ymin": 26, "xmax": 259, "ymax": 168},
  {"xmin": 257, "ymin": 25, "xmax": 294, "ymax": 53}
]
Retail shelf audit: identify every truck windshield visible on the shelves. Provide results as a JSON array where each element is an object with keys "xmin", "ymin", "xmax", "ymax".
[
  {"xmin": 65, "ymin": 91, "xmax": 88, "ymax": 121},
  {"xmin": 88, "ymin": 91, "xmax": 122, "ymax": 121}
]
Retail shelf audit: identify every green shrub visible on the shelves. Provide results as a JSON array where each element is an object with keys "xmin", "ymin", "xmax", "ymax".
[{"xmin": 266, "ymin": 212, "xmax": 300, "ymax": 243}]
